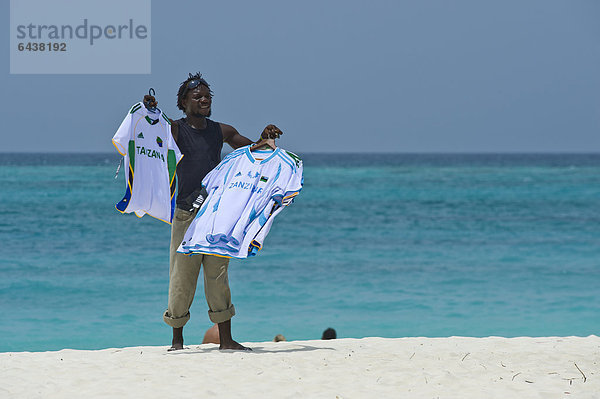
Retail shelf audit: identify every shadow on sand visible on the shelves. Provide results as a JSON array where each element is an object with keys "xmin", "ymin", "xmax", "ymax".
[{"xmin": 166, "ymin": 344, "xmax": 335, "ymax": 355}]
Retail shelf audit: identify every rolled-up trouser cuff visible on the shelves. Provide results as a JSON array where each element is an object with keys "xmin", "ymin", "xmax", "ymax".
[
  {"xmin": 208, "ymin": 304, "xmax": 235, "ymax": 324},
  {"xmin": 163, "ymin": 310, "xmax": 190, "ymax": 328}
]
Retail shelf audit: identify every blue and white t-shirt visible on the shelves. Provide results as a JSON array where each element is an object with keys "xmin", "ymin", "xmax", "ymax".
[
  {"xmin": 112, "ymin": 102, "xmax": 183, "ymax": 224},
  {"xmin": 178, "ymin": 145, "xmax": 303, "ymax": 258}
]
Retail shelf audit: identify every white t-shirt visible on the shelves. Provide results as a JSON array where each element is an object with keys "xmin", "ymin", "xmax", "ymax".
[
  {"xmin": 178, "ymin": 145, "xmax": 303, "ymax": 258},
  {"xmin": 112, "ymin": 102, "xmax": 183, "ymax": 223}
]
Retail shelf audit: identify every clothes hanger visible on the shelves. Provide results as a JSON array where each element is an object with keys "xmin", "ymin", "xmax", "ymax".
[
  {"xmin": 250, "ymin": 138, "xmax": 277, "ymax": 151},
  {"xmin": 250, "ymin": 124, "xmax": 282, "ymax": 152}
]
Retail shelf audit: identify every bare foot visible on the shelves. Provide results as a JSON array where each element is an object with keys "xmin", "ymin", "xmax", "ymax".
[
  {"xmin": 219, "ymin": 339, "xmax": 252, "ymax": 351},
  {"xmin": 168, "ymin": 327, "xmax": 184, "ymax": 351},
  {"xmin": 168, "ymin": 342, "xmax": 184, "ymax": 351},
  {"xmin": 217, "ymin": 320, "xmax": 251, "ymax": 351}
]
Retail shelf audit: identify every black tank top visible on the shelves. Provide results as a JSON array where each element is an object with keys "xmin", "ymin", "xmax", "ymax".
[{"xmin": 175, "ymin": 118, "xmax": 223, "ymax": 207}]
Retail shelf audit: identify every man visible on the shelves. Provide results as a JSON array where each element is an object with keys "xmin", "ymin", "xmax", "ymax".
[{"xmin": 163, "ymin": 73, "xmax": 253, "ymax": 351}]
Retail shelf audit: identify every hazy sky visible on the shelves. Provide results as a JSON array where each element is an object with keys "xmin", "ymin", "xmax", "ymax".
[{"xmin": 2, "ymin": 0, "xmax": 600, "ymax": 153}]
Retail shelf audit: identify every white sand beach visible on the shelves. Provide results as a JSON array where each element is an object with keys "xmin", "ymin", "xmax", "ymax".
[{"xmin": 1, "ymin": 336, "xmax": 598, "ymax": 398}]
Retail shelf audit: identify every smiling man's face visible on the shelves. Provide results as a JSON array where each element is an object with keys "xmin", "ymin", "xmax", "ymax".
[{"xmin": 183, "ymin": 85, "xmax": 212, "ymax": 118}]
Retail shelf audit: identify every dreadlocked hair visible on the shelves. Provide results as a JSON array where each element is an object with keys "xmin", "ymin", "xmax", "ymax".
[{"xmin": 176, "ymin": 72, "xmax": 213, "ymax": 112}]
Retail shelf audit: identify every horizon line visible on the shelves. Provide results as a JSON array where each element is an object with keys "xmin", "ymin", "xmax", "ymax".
[{"xmin": 1, "ymin": 151, "xmax": 600, "ymax": 155}]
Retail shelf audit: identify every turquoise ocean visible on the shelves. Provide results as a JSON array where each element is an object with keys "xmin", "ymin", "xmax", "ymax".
[{"xmin": 0, "ymin": 153, "xmax": 599, "ymax": 352}]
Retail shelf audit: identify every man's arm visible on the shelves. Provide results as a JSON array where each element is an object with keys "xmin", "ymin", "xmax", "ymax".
[
  {"xmin": 171, "ymin": 120, "xmax": 179, "ymax": 142},
  {"xmin": 220, "ymin": 123, "xmax": 253, "ymax": 149}
]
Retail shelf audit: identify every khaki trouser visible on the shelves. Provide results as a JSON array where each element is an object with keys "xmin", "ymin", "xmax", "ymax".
[{"xmin": 163, "ymin": 207, "xmax": 235, "ymax": 328}]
